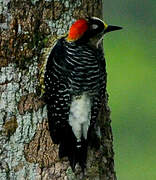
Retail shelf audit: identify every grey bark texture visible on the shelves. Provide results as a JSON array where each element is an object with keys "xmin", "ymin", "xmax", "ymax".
[{"xmin": 0, "ymin": 0, "xmax": 117, "ymax": 179}]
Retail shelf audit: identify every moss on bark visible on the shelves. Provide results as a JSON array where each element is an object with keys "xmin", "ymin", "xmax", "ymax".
[{"xmin": 0, "ymin": 0, "xmax": 116, "ymax": 179}]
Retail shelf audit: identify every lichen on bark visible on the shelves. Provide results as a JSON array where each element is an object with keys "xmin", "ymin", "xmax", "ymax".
[{"xmin": 0, "ymin": 0, "xmax": 117, "ymax": 179}]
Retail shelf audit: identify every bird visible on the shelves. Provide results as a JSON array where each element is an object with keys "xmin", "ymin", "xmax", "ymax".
[{"xmin": 44, "ymin": 16, "xmax": 122, "ymax": 171}]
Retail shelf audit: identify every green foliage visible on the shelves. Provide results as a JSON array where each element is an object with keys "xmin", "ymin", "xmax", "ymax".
[{"xmin": 103, "ymin": 1, "xmax": 156, "ymax": 179}]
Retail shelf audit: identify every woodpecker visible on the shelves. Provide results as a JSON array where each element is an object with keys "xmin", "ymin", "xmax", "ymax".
[{"xmin": 44, "ymin": 17, "xmax": 122, "ymax": 170}]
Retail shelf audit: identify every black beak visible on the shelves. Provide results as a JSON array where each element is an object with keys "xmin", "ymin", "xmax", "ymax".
[{"xmin": 104, "ymin": 25, "xmax": 122, "ymax": 34}]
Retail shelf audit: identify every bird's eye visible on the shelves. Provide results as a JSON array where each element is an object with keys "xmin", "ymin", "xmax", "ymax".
[{"xmin": 91, "ymin": 24, "xmax": 98, "ymax": 30}]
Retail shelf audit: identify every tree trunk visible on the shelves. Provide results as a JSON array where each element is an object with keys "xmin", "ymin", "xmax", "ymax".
[{"xmin": 0, "ymin": 0, "xmax": 116, "ymax": 179}]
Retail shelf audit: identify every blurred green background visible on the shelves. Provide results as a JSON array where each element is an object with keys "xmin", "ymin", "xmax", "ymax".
[{"xmin": 103, "ymin": 1, "xmax": 156, "ymax": 179}]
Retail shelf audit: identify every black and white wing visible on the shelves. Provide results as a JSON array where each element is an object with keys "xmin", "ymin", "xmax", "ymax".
[{"xmin": 44, "ymin": 38, "xmax": 76, "ymax": 159}]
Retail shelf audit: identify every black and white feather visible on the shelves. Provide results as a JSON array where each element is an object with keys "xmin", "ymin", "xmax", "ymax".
[{"xmin": 44, "ymin": 37, "xmax": 106, "ymax": 170}]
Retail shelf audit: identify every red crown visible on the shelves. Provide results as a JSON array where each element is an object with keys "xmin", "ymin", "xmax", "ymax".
[{"xmin": 67, "ymin": 19, "xmax": 88, "ymax": 41}]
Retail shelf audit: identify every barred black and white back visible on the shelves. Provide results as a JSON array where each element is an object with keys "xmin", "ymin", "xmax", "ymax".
[{"xmin": 44, "ymin": 37, "xmax": 106, "ymax": 170}]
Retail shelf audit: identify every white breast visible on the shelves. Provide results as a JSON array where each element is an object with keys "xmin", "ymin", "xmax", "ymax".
[{"xmin": 68, "ymin": 93, "xmax": 91, "ymax": 142}]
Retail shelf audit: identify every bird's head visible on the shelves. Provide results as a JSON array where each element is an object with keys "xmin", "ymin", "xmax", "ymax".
[{"xmin": 66, "ymin": 17, "xmax": 122, "ymax": 47}]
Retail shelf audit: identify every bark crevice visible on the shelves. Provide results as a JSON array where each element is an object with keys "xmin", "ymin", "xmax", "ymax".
[{"xmin": 0, "ymin": 0, "xmax": 116, "ymax": 179}]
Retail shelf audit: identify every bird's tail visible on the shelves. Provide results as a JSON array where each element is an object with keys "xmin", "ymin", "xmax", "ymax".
[
  {"xmin": 59, "ymin": 132, "xmax": 88, "ymax": 171},
  {"xmin": 75, "ymin": 138, "xmax": 88, "ymax": 171},
  {"xmin": 48, "ymin": 119, "xmax": 88, "ymax": 171}
]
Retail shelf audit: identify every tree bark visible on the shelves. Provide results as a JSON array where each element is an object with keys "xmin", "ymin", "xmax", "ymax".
[{"xmin": 0, "ymin": 0, "xmax": 116, "ymax": 179}]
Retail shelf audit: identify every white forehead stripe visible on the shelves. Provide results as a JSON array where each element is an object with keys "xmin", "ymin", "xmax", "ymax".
[
  {"xmin": 91, "ymin": 16, "xmax": 107, "ymax": 28},
  {"xmin": 92, "ymin": 17, "xmax": 105, "ymax": 24}
]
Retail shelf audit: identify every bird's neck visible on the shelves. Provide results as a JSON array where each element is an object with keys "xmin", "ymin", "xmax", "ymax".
[{"xmin": 89, "ymin": 34, "xmax": 104, "ymax": 49}]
